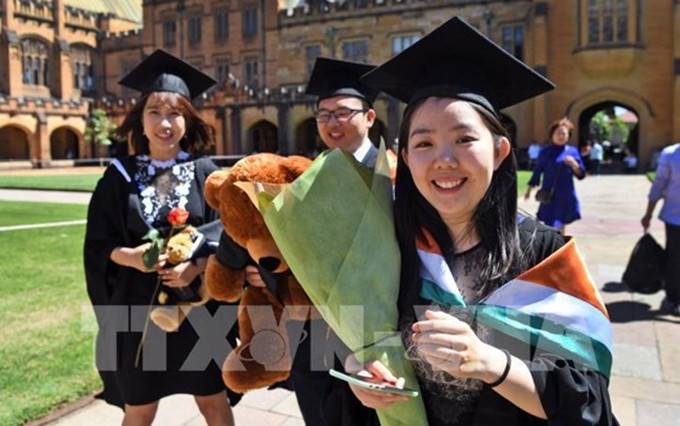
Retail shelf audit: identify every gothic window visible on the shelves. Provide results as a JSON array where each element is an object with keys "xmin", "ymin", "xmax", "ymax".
[
  {"xmin": 243, "ymin": 7, "xmax": 258, "ymax": 38},
  {"xmin": 581, "ymin": 0, "xmax": 637, "ymax": 46},
  {"xmin": 215, "ymin": 9, "xmax": 229, "ymax": 41},
  {"xmin": 32, "ymin": 59, "xmax": 39, "ymax": 83},
  {"xmin": 188, "ymin": 15, "xmax": 202, "ymax": 45},
  {"xmin": 21, "ymin": 38, "xmax": 49, "ymax": 86},
  {"xmin": 23, "ymin": 57, "xmax": 31, "ymax": 84},
  {"xmin": 341, "ymin": 40, "xmax": 368, "ymax": 63},
  {"xmin": 391, "ymin": 34, "xmax": 420, "ymax": 55},
  {"xmin": 244, "ymin": 56, "xmax": 259, "ymax": 89},
  {"xmin": 305, "ymin": 45, "xmax": 321, "ymax": 78},
  {"xmin": 71, "ymin": 45, "xmax": 94, "ymax": 91},
  {"xmin": 501, "ymin": 24, "xmax": 524, "ymax": 61},
  {"xmin": 74, "ymin": 63, "xmax": 80, "ymax": 89},
  {"xmin": 163, "ymin": 19, "xmax": 176, "ymax": 47},
  {"xmin": 215, "ymin": 59, "xmax": 230, "ymax": 83}
]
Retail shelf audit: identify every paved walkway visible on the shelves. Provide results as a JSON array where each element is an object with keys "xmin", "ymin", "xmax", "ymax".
[
  {"xmin": 0, "ymin": 188, "xmax": 92, "ymax": 205},
  {"xmin": 9, "ymin": 173, "xmax": 680, "ymax": 426}
]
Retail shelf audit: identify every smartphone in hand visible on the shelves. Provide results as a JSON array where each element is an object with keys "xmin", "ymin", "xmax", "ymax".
[{"xmin": 329, "ymin": 369, "xmax": 419, "ymax": 397}]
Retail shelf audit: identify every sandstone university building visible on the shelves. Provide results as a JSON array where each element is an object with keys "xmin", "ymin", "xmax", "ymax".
[{"xmin": 1, "ymin": 0, "xmax": 679, "ymax": 170}]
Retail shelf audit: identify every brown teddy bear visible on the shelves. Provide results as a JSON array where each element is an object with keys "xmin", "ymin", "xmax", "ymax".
[
  {"xmin": 204, "ymin": 153, "xmax": 315, "ymax": 393},
  {"xmin": 149, "ymin": 225, "xmax": 210, "ymax": 332}
]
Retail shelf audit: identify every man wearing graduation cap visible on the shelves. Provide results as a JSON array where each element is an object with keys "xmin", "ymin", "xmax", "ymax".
[
  {"xmin": 296, "ymin": 56, "xmax": 382, "ymax": 426},
  {"xmin": 242, "ymin": 57, "xmax": 383, "ymax": 425},
  {"xmin": 84, "ymin": 49, "xmax": 241, "ymax": 425},
  {"xmin": 306, "ymin": 57, "xmax": 381, "ymax": 167},
  {"xmin": 340, "ymin": 16, "xmax": 619, "ymax": 426}
]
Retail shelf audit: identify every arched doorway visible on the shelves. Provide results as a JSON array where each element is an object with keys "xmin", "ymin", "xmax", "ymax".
[
  {"xmin": 578, "ymin": 102, "xmax": 640, "ymax": 173},
  {"xmin": 50, "ymin": 127, "xmax": 79, "ymax": 159},
  {"xmin": 295, "ymin": 118, "xmax": 321, "ymax": 158},
  {"xmin": 0, "ymin": 126, "xmax": 30, "ymax": 160},
  {"xmin": 248, "ymin": 120, "xmax": 278, "ymax": 153}
]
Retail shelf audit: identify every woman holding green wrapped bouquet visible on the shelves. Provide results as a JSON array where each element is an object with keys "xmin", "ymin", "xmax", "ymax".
[{"xmin": 349, "ymin": 17, "xmax": 619, "ymax": 425}]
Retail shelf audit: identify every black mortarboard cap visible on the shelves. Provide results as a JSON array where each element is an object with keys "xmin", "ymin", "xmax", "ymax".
[
  {"xmin": 118, "ymin": 49, "xmax": 217, "ymax": 100},
  {"xmin": 305, "ymin": 57, "xmax": 380, "ymax": 104},
  {"xmin": 361, "ymin": 16, "xmax": 554, "ymax": 115}
]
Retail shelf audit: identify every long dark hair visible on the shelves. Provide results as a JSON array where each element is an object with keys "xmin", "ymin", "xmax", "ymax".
[
  {"xmin": 395, "ymin": 97, "xmax": 529, "ymax": 317},
  {"xmin": 117, "ymin": 91, "xmax": 215, "ymax": 155}
]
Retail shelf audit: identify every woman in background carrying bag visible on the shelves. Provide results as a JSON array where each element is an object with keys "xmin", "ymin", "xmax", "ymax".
[
  {"xmin": 524, "ymin": 117, "xmax": 586, "ymax": 234},
  {"xmin": 641, "ymin": 142, "xmax": 680, "ymax": 315}
]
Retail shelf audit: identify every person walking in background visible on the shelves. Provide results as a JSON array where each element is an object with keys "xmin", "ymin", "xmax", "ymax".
[
  {"xmin": 641, "ymin": 142, "xmax": 680, "ymax": 316},
  {"xmin": 580, "ymin": 142, "xmax": 592, "ymax": 172},
  {"xmin": 589, "ymin": 140, "xmax": 605, "ymax": 175},
  {"xmin": 84, "ymin": 50, "xmax": 239, "ymax": 425},
  {"xmin": 623, "ymin": 149, "xmax": 638, "ymax": 173},
  {"xmin": 352, "ymin": 16, "xmax": 618, "ymax": 425},
  {"xmin": 524, "ymin": 117, "xmax": 586, "ymax": 234},
  {"xmin": 527, "ymin": 139, "xmax": 542, "ymax": 170}
]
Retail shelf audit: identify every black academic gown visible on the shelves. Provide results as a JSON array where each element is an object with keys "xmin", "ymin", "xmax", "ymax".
[
  {"xmin": 290, "ymin": 143, "xmax": 380, "ymax": 426},
  {"xmin": 399, "ymin": 218, "xmax": 619, "ymax": 426},
  {"xmin": 84, "ymin": 156, "xmax": 240, "ymax": 408}
]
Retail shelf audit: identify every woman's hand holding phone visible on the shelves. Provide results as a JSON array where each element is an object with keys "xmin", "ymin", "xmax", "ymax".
[
  {"xmin": 338, "ymin": 358, "xmax": 416, "ymax": 409},
  {"xmin": 330, "ymin": 369, "xmax": 418, "ymax": 397}
]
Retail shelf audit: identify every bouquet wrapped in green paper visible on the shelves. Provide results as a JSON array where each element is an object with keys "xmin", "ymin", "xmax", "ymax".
[{"xmin": 259, "ymin": 145, "xmax": 427, "ymax": 426}]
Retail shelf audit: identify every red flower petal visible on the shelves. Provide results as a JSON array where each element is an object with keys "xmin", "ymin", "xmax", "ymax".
[{"xmin": 168, "ymin": 207, "xmax": 189, "ymax": 226}]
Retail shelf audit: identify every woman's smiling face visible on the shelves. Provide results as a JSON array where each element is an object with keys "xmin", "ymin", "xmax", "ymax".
[
  {"xmin": 142, "ymin": 92, "xmax": 186, "ymax": 160},
  {"xmin": 402, "ymin": 97, "xmax": 510, "ymax": 225}
]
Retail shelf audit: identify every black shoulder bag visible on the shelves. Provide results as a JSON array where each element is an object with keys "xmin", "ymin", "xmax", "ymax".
[{"xmin": 535, "ymin": 166, "xmax": 562, "ymax": 204}]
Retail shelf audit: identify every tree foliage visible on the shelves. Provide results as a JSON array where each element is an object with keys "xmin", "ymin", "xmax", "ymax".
[
  {"xmin": 84, "ymin": 108, "xmax": 119, "ymax": 146},
  {"xmin": 590, "ymin": 110, "xmax": 631, "ymax": 144}
]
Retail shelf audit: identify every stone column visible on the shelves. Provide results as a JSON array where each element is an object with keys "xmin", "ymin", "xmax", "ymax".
[
  {"xmin": 2, "ymin": 31, "xmax": 22, "ymax": 95},
  {"xmin": 277, "ymin": 102, "xmax": 290, "ymax": 154},
  {"xmin": 0, "ymin": 0, "xmax": 17, "ymax": 95},
  {"xmin": 230, "ymin": 105, "xmax": 243, "ymax": 154},
  {"xmin": 36, "ymin": 111, "xmax": 51, "ymax": 167}
]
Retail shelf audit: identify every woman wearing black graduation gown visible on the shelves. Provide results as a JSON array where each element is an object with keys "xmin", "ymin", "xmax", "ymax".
[
  {"xmin": 347, "ymin": 17, "xmax": 619, "ymax": 425},
  {"xmin": 84, "ymin": 50, "xmax": 239, "ymax": 425}
]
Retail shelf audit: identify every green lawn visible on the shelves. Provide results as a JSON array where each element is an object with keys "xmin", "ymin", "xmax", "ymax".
[
  {"xmin": 0, "ymin": 201, "xmax": 90, "ymax": 227},
  {"xmin": 0, "ymin": 170, "xmax": 532, "ymax": 195},
  {"xmin": 517, "ymin": 170, "xmax": 530, "ymax": 195},
  {"xmin": 0, "ymin": 201, "xmax": 100, "ymax": 426},
  {"xmin": 0, "ymin": 174, "xmax": 101, "ymax": 192}
]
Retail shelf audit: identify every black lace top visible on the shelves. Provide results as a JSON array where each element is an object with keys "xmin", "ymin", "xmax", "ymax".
[
  {"xmin": 403, "ymin": 244, "xmax": 489, "ymax": 425},
  {"xmin": 133, "ymin": 151, "xmax": 194, "ymax": 227}
]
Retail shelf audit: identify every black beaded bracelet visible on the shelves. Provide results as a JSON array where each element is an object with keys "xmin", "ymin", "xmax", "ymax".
[{"xmin": 488, "ymin": 349, "xmax": 512, "ymax": 388}]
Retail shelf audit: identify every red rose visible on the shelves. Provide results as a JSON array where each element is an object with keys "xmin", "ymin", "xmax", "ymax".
[{"xmin": 168, "ymin": 207, "xmax": 189, "ymax": 226}]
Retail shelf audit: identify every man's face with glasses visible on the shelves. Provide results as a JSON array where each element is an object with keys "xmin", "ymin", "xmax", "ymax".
[
  {"xmin": 315, "ymin": 107, "xmax": 366, "ymax": 123},
  {"xmin": 315, "ymin": 95, "xmax": 375, "ymax": 153}
]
